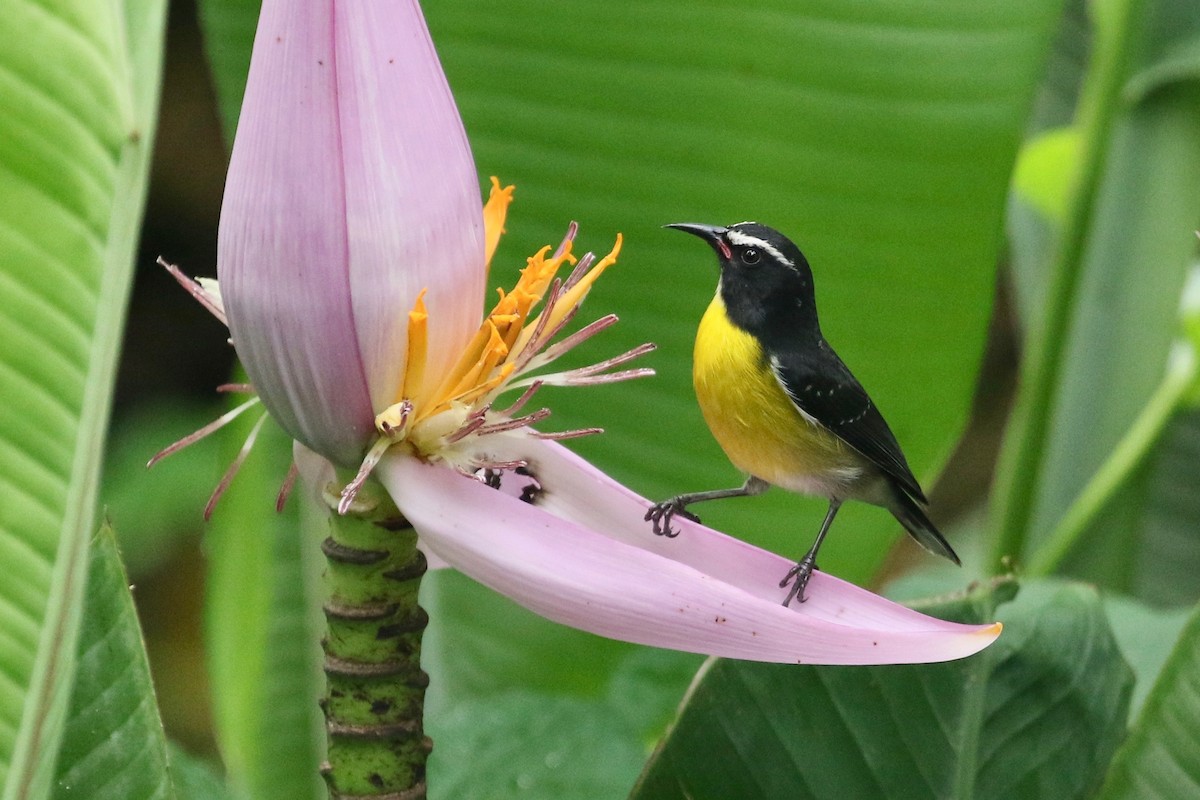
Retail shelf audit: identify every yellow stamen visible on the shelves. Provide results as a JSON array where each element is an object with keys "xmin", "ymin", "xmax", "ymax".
[
  {"xmin": 483, "ymin": 177, "xmax": 515, "ymax": 273},
  {"xmin": 343, "ymin": 182, "xmax": 651, "ymax": 501},
  {"xmin": 554, "ymin": 233, "xmax": 622, "ymax": 326},
  {"xmin": 448, "ymin": 322, "xmax": 510, "ymax": 399},
  {"xmin": 511, "ymin": 234, "xmax": 621, "ymax": 362},
  {"xmin": 475, "ymin": 244, "xmax": 576, "ymax": 359},
  {"xmin": 428, "ymin": 324, "xmax": 494, "ymax": 411},
  {"xmin": 523, "ymin": 244, "xmax": 576, "ymax": 295},
  {"xmin": 493, "ymin": 292, "xmax": 536, "ymax": 350},
  {"xmin": 400, "ymin": 290, "xmax": 429, "ymax": 405},
  {"xmin": 401, "ymin": 231, "xmax": 619, "ymax": 426},
  {"xmin": 452, "ymin": 362, "xmax": 516, "ymax": 408}
]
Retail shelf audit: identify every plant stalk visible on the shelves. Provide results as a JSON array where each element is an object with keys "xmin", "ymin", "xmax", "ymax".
[
  {"xmin": 319, "ymin": 479, "xmax": 429, "ymax": 799},
  {"xmin": 988, "ymin": 0, "xmax": 1145, "ymax": 569},
  {"xmin": 1027, "ymin": 345, "xmax": 1196, "ymax": 575}
]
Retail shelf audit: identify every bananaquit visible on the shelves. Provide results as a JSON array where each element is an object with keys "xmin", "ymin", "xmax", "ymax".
[{"xmin": 646, "ymin": 222, "xmax": 960, "ymax": 605}]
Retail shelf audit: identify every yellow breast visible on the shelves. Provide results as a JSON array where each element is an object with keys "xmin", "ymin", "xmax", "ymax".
[{"xmin": 692, "ymin": 293, "xmax": 860, "ymax": 494}]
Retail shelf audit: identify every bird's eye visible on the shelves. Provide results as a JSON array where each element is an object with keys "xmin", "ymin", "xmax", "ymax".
[{"xmin": 741, "ymin": 248, "xmax": 761, "ymax": 265}]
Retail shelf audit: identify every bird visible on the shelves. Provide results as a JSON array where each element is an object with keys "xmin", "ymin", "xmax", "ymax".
[{"xmin": 645, "ymin": 221, "xmax": 959, "ymax": 605}]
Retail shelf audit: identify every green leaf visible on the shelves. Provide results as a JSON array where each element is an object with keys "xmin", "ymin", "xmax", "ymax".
[
  {"xmin": 1006, "ymin": 0, "xmax": 1090, "ymax": 331},
  {"xmin": 167, "ymin": 747, "xmax": 236, "ymax": 800},
  {"xmin": 1104, "ymin": 595, "xmax": 1193, "ymax": 718},
  {"xmin": 449, "ymin": 0, "xmax": 1066, "ymax": 585},
  {"xmin": 422, "ymin": 572, "xmax": 703, "ymax": 799},
  {"xmin": 102, "ymin": 403, "xmax": 225, "ymax": 579},
  {"xmin": 1008, "ymin": 6, "xmax": 1200, "ymax": 597},
  {"xmin": 1012, "ymin": 127, "xmax": 1081, "ymax": 225},
  {"xmin": 195, "ymin": 4, "xmax": 325, "ymax": 791},
  {"xmin": 632, "ymin": 581, "xmax": 1131, "ymax": 800},
  {"xmin": 1026, "ymin": 0, "xmax": 1092, "ymax": 130},
  {"xmin": 196, "ymin": 0, "xmax": 259, "ymax": 145},
  {"xmin": 432, "ymin": 693, "xmax": 643, "ymax": 800},
  {"xmin": 198, "ymin": 0, "xmax": 1066, "ymax": 585},
  {"xmin": 204, "ymin": 416, "xmax": 324, "ymax": 800},
  {"xmin": 993, "ymin": 0, "xmax": 1200, "ymax": 588},
  {"xmin": 1128, "ymin": 410, "xmax": 1200, "ymax": 604},
  {"xmin": 1124, "ymin": 1, "xmax": 1200, "ymax": 101},
  {"xmin": 0, "ymin": 0, "xmax": 166, "ymax": 795},
  {"xmin": 1026, "ymin": 77, "xmax": 1200, "ymax": 576},
  {"xmin": 422, "ymin": 571, "xmax": 639, "ymax": 702},
  {"xmin": 1098, "ymin": 602, "xmax": 1200, "ymax": 799},
  {"xmin": 1025, "ymin": 352, "xmax": 1196, "ymax": 578},
  {"xmin": 51, "ymin": 526, "xmax": 173, "ymax": 799}
]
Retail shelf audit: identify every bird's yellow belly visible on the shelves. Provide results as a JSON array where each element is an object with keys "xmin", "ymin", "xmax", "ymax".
[{"xmin": 693, "ymin": 295, "xmax": 860, "ymax": 495}]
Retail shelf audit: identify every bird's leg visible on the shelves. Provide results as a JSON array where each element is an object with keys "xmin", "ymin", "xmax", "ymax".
[
  {"xmin": 781, "ymin": 499, "xmax": 842, "ymax": 606},
  {"xmin": 645, "ymin": 476, "xmax": 768, "ymax": 537}
]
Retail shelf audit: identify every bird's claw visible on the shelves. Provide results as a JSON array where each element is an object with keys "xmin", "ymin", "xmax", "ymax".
[
  {"xmin": 779, "ymin": 555, "xmax": 818, "ymax": 606},
  {"xmin": 644, "ymin": 498, "xmax": 700, "ymax": 538}
]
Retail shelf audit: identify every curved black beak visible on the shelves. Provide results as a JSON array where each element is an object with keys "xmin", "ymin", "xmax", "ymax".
[
  {"xmin": 664, "ymin": 222, "xmax": 728, "ymax": 245},
  {"xmin": 665, "ymin": 222, "xmax": 730, "ymax": 260}
]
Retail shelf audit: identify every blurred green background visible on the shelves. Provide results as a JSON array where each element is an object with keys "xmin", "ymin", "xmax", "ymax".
[
  {"xmin": 113, "ymin": 0, "xmax": 1030, "ymax": 754},
  {"xmin": 90, "ymin": 0, "xmax": 1200, "ymax": 795}
]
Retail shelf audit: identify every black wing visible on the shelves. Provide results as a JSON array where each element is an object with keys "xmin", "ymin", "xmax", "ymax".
[{"xmin": 768, "ymin": 341, "xmax": 927, "ymax": 503}]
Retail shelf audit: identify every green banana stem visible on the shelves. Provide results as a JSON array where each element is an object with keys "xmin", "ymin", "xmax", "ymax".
[{"xmin": 319, "ymin": 478, "xmax": 429, "ymax": 799}]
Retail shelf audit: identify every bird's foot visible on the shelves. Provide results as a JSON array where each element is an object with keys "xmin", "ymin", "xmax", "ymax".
[
  {"xmin": 779, "ymin": 554, "xmax": 818, "ymax": 606},
  {"xmin": 644, "ymin": 498, "xmax": 700, "ymax": 538}
]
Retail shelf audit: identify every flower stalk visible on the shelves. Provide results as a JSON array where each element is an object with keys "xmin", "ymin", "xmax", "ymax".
[{"xmin": 319, "ymin": 477, "xmax": 429, "ymax": 799}]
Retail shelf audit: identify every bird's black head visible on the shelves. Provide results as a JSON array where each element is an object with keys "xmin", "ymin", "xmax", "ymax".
[{"xmin": 666, "ymin": 221, "xmax": 819, "ymax": 337}]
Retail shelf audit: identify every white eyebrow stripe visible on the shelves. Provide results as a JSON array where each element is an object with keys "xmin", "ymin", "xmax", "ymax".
[{"xmin": 726, "ymin": 229, "xmax": 794, "ymax": 268}]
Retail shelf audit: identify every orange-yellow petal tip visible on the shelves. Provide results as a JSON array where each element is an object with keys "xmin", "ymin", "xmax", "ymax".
[
  {"xmin": 410, "ymin": 287, "xmax": 429, "ymax": 315},
  {"xmin": 484, "ymin": 179, "xmax": 517, "ymax": 270},
  {"xmin": 594, "ymin": 233, "xmax": 622, "ymax": 271},
  {"xmin": 488, "ymin": 176, "xmax": 515, "ymax": 198}
]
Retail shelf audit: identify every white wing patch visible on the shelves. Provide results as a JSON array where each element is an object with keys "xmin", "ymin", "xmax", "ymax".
[
  {"xmin": 768, "ymin": 356, "xmax": 821, "ymax": 428},
  {"xmin": 767, "ymin": 355, "xmax": 865, "ymax": 490},
  {"xmin": 726, "ymin": 228, "xmax": 795, "ymax": 269}
]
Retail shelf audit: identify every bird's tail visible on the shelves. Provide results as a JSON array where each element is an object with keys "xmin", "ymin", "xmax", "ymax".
[{"xmin": 888, "ymin": 486, "xmax": 960, "ymax": 565}]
